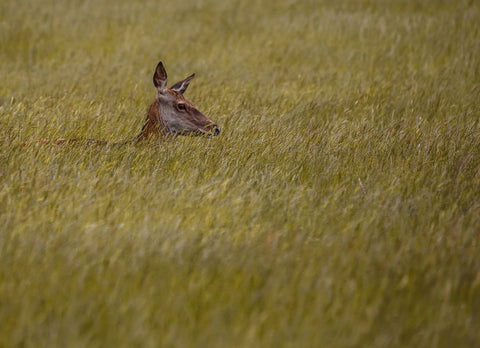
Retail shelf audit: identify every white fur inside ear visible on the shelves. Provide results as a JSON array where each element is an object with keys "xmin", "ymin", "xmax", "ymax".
[{"xmin": 178, "ymin": 81, "xmax": 188, "ymax": 91}]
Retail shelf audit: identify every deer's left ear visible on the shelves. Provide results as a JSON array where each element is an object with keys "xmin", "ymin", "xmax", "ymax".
[
  {"xmin": 170, "ymin": 74, "xmax": 195, "ymax": 94},
  {"xmin": 153, "ymin": 61, "xmax": 168, "ymax": 91}
]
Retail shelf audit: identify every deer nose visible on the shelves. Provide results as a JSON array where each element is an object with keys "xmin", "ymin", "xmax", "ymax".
[{"xmin": 213, "ymin": 126, "xmax": 220, "ymax": 136}]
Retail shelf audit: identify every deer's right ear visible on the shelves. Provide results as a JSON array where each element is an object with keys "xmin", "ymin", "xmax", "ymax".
[
  {"xmin": 170, "ymin": 73, "xmax": 195, "ymax": 95},
  {"xmin": 153, "ymin": 61, "xmax": 168, "ymax": 91}
]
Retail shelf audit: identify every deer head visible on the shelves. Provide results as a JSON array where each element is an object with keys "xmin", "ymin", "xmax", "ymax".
[{"xmin": 137, "ymin": 61, "xmax": 220, "ymax": 140}]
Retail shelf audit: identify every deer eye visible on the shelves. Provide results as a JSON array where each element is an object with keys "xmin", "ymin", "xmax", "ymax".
[{"xmin": 177, "ymin": 103, "xmax": 186, "ymax": 111}]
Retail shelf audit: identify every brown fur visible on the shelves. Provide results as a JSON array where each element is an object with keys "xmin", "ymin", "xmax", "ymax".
[
  {"xmin": 135, "ymin": 87, "xmax": 218, "ymax": 141},
  {"xmin": 135, "ymin": 99, "xmax": 168, "ymax": 141}
]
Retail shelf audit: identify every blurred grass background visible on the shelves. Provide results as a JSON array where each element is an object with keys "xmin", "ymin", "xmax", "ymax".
[{"xmin": 1, "ymin": 0, "xmax": 480, "ymax": 346}]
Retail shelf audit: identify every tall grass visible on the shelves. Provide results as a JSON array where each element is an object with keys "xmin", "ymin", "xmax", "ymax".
[{"xmin": 1, "ymin": 0, "xmax": 479, "ymax": 346}]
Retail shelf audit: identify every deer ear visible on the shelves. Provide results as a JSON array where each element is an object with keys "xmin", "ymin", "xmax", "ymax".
[
  {"xmin": 153, "ymin": 61, "xmax": 168, "ymax": 91},
  {"xmin": 170, "ymin": 73, "xmax": 195, "ymax": 94}
]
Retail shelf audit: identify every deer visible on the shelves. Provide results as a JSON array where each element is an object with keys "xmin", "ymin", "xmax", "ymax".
[
  {"xmin": 24, "ymin": 61, "xmax": 220, "ymax": 146},
  {"xmin": 135, "ymin": 61, "xmax": 220, "ymax": 141}
]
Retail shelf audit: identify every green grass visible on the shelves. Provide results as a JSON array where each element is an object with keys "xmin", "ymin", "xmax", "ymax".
[{"xmin": 1, "ymin": 0, "xmax": 480, "ymax": 346}]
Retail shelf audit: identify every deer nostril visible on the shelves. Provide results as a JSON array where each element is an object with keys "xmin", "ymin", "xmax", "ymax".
[{"xmin": 213, "ymin": 126, "xmax": 220, "ymax": 136}]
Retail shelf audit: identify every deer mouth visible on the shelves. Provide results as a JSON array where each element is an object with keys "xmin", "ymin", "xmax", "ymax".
[
  {"xmin": 203, "ymin": 125, "xmax": 221, "ymax": 137},
  {"xmin": 209, "ymin": 126, "xmax": 221, "ymax": 137}
]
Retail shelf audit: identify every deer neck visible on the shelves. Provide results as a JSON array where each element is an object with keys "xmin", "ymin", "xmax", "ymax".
[{"xmin": 135, "ymin": 99, "xmax": 169, "ymax": 142}]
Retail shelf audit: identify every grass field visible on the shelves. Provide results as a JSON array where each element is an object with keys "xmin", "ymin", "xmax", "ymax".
[{"xmin": 1, "ymin": 0, "xmax": 480, "ymax": 346}]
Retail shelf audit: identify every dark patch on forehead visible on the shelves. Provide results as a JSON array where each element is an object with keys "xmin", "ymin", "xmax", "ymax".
[
  {"xmin": 166, "ymin": 88, "xmax": 194, "ymax": 106},
  {"xmin": 167, "ymin": 89, "xmax": 183, "ymax": 99}
]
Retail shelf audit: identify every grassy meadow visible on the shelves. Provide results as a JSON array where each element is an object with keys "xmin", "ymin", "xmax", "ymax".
[{"xmin": 1, "ymin": 0, "xmax": 480, "ymax": 346}]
